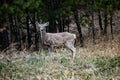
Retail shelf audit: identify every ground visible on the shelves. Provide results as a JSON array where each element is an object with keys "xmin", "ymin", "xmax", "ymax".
[{"xmin": 0, "ymin": 34, "xmax": 120, "ymax": 80}]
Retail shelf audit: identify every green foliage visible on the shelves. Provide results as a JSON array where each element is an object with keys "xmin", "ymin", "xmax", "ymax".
[
  {"xmin": 60, "ymin": 57, "xmax": 69, "ymax": 64},
  {"xmin": 0, "ymin": 62, "xmax": 19, "ymax": 79},
  {"xmin": 95, "ymin": 56, "xmax": 120, "ymax": 75},
  {"xmin": 0, "ymin": 0, "xmax": 119, "ymax": 22},
  {"xmin": 0, "ymin": 50, "xmax": 119, "ymax": 79}
]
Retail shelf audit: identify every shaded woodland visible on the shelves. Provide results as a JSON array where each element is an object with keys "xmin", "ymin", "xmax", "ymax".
[
  {"xmin": 0, "ymin": 0, "xmax": 120, "ymax": 51},
  {"xmin": 0, "ymin": 1, "xmax": 120, "ymax": 79}
]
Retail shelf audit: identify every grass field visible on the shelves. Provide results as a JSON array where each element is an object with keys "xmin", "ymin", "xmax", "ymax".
[{"xmin": 0, "ymin": 35, "xmax": 120, "ymax": 80}]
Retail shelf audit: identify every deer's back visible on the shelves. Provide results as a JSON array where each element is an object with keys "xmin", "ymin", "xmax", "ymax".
[
  {"xmin": 45, "ymin": 33, "xmax": 64, "ymax": 46},
  {"xmin": 60, "ymin": 32, "xmax": 76, "ymax": 41},
  {"xmin": 44, "ymin": 32, "xmax": 76, "ymax": 46}
]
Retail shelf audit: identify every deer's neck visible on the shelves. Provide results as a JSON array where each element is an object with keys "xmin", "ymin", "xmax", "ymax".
[{"xmin": 41, "ymin": 30, "xmax": 47, "ymax": 42}]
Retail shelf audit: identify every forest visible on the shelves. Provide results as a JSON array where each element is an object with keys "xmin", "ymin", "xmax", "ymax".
[{"xmin": 0, "ymin": 0, "xmax": 120, "ymax": 80}]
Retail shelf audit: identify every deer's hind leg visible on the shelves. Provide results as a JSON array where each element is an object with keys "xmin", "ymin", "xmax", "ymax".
[
  {"xmin": 48, "ymin": 45, "xmax": 54, "ymax": 55},
  {"xmin": 65, "ymin": 41, "xmax": 76, "ymax": 59}
]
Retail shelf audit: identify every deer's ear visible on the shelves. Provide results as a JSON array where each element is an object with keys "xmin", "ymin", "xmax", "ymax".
[
  {"xmin": 40, "ymin": 22, "xmax": 49, "ymax": 30},
  {"xmin": 43, "ymin": 22, "xmax": 49, "ymax": 27},
  {"xmin": 35, "ymin": 21, "xmax": 41, "ymax": 27}
]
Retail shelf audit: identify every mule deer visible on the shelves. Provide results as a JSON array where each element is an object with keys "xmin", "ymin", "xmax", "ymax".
[{"xmin": 36, "ymin": 22, "xmax": 76, "ymax": 59}]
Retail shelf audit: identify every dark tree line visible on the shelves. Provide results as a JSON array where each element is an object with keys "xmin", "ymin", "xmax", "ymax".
[{"xmin": 0, "ymin": 0, "xmax": 120, "ymax": 51}]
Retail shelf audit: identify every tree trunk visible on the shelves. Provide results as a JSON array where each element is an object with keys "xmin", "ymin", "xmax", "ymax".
[
  {"xmin": 110, "ymin": 13, "xmax": 113, "ymax": 39},
  {"xmin": 67, "ymin": 24, "xmax": 70, "ymax": 32},
  {"xmin": 67, "ymin": 17, "xmax": 70, "ymax": 32},
  {"xmin": 58, "ymin": 16, "xmax": 62, "ymax": 32},
  {"xmin": 33, "ymin": 13, "xmax": 38, "ymax": 49},
  {"xmin": 103, "ymin": 8, "xmax": 108, "ymax": 35},
  {"xmin": 74, "ymin": 9, "xmax": 83, "ymax": 47},
  {"xmin": 8, "ymin": 14, "xmax": 14, "ymax": 43},
  {"xmin": 91, "ymin": 0, "xmax": 95, "ymax": 43},
  {"xmin": 26, "ymin": 10, "xmax": 31, "ymax": 48},
  {"xmin": 49, "ymin": 18, "xmax": 57, "ymax": 33},
  {"xmin": 13, "ymin": 17, "xmax": 19, "ymax": 42},
  {"xmin": 58, "ymin": 15, "xmax": 65, "ymax": 32},
  {"xmin": 0, "ymin": 28, "xmax": 9, "ymax": 50},
  {"xmin": 36, "ymin": 12, "xmax": 40, "ymax": 22},
  {"xmin": 62, "ymin": 17, "xmax": 65, "ymax": 32},
  {"xmin": 98, "ymin": 9, "xmax": 103, "ymax": 35},
  {"xmin": 0, "ymin": 17, "xmax": 9, "ymax": 50},
  {"xmin": 16, "ymin": 17, "xmax": 22, "ymax": 49}
]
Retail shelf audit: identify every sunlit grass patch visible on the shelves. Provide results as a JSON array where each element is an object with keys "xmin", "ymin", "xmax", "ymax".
[
  {"xmin": 0, "ymin": 51, "xmax": 119, "ymax": 80},
  {"xmin": 0, "ymin": 36, "xmax": 120, "ymax": 80}
]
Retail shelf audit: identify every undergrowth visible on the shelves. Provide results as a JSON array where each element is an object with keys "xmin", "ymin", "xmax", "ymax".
[
  {"xmin": 0, "ymin": 35, "xmax": 120, "ymax": 80},
  {"xmin": 0, "ymin": 52, "xmax": 119, "ymax": 80}
]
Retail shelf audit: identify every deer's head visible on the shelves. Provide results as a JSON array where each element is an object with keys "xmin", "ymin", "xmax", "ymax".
[
  {"xmin": 36, "ymin": 21, "xmax": 49, "ymax": 32},
  {"xmin": 36, "ymin": 21, "xmax": 49, "ymax": 40}
]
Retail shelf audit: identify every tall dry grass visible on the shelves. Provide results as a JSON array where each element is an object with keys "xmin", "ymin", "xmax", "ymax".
[
  {"xmin": 0, "ymin": 34, "xmax": 120, "ymax": 80},
  {"xmin": 80, "ymin": 34, "xmax": 120, "ymax": 56}
]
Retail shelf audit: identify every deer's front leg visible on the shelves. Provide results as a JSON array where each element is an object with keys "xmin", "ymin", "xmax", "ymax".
[
  {"xmin": 65, "ymin": 41, "xmax": 76, "ymax": 60},
  {"xmin": 48, "ymin": 45, "xmax": 54, "ymax": 56},
  {"xmin": 48, "ymin": 45, "xmax": 54, "ymax": 53}
]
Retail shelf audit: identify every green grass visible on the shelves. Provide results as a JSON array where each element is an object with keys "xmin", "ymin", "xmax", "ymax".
[
  {"xmin": 0, "ymin": 36, "xmax": 120, "ymax": 80},
  {"xmin": 0, "ymin": 49, "xmax": 119, "ymax": 80}
]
